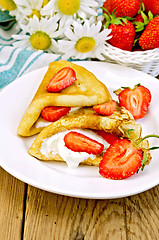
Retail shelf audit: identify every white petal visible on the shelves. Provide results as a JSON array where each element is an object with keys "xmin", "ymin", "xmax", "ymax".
[
  {"xmin": 12, "ymin": 34, "xmax": 30, "ymax": 40},
  {"xmin": 13, "ymin": 39, "xmax": 30, "ymax": 48},
  {"xmin": 65, "ymin": 28, "xmax": 77, "ymax": 41}
]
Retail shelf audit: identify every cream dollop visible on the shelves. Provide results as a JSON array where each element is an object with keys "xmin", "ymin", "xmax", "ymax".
[{"xmin": 40, "ymin": 129, "xmax": 109, "ymax": 168}]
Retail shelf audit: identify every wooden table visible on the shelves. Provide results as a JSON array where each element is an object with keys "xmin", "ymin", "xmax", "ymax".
[{"xmin": 0, "ymin": 166, "xmax": 159, "ymax": 240}]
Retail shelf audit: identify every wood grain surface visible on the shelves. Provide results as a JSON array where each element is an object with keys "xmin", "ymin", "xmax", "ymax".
[
  {"xmin": 23, "ymin": 186, "xmax": 126, "ymax": 240},
  {"xmin": 0, "ymin": 167, "xmax": 159, "ymax": 240},
  {"xmin": 0, "ymin": 167, "xmax": 26, "ymax": 240}
]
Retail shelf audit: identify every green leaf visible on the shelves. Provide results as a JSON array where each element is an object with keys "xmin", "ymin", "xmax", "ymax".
[
  {"xmin": 111, "ymin": 18, "xmax": 123, "ymax": 25},
  {"xmin": 125, "ymin": 16, "xmax": 134, "ymax": 21},
  {"xmin": 141, "ymin": 151, "xmax": 148, "ymax": 171},
  {"xmin": 134, "ymin": 38, "xmax": 139, "ymax": 45},
  {"xmin": 134, "ymin": 83, "xmax": 141, "ymax": 88},
  {"xmin": 148, "ymin": 11, "xmax": 154, "ymax": 21},
  {"xmin": 121, "ymin": 86, "xmax": 130, "ymax": 89},
  {"xmin": 104, "ymin": 13, "xmax": 110, "ymax": 22},
  {"xmin": 148, "ymin": 146, "xmax": 159, "ymax": 150},
  {"xmin": 134, "ymin": 22, "xmax": 145, "ymax": 32},
  {"xmin": 126, "ymin": 129, "xmax": 135, "ymax": 139},
  {"xmin": 102, "ymin": 7, "xmax": 111, "ymax": 18},
  {"xmin": 141, "ymin": 11, "xmax": 149, "ymax": 25},
  {"xmin": 122, "ymin": 18, "xmax": 127, "ymax": 24},
  {"xmin": 141, "ymin": 2, "xmax": 145, "ymax": 12},
  {"xmin": 105, "ymin": 21, "xmax": 110, "ymax": 28},
  {"xmin": 137, "ymin": 134, "xmax": 159, "ymax": 145}
]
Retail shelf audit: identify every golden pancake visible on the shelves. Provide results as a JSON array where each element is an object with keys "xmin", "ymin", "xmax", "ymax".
[
  {"xmin": 29, "ymin": 106, "xmax": 146, "ymax": 166},
  {"xmin": 17, "ymin": 60, "xmax": 112, "ymax": 137}
]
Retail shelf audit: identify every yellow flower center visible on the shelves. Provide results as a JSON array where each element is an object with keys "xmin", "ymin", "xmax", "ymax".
[
  {"xmin": 58, "ymin": 0, "xmax": 80, "ymax": 15},
  {"xmin": 42, "ymin": 0, "xmax": 49, "ymax": 7},
  {"xmin": 75, "ymin": 37, "xmax": 96, "ymax": 53},
  {"xmin": 0, "ymin": 0, "xmax": 17, "ymax": 11},
  {"xmin": 30, "ymin": 31, "xmax": 52, "ymax": 50},
  {"xmin": 28, "ymin": 9, "xmax": 40, "ymax": 19}
]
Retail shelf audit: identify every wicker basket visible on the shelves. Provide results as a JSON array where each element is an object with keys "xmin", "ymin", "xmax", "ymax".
[{"xmin": 103, "ymin": 42, "xmax": 159, "ymax": 77}]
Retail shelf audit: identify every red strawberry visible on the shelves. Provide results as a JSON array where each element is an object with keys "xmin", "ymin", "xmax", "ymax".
[
  {"xmin": 93, "ymin": 101, "xmax": 117, "ymax": 116},
  {"xmin": 47, "ymin": 67, "xmax": 77, "ymax": 92},
  {"xmin": 108, "ymin": 20, "xmax": 136, "ymax": 51},
  {"xmin": 145, "ymin": 16, "xmax": 159, "ymax": 31},
  {"xmin": 134, "ymin": 14, "xmax": 144, "ymax": 23},
  {"xmin": 118, "ymin": 84, "xmax": 151, "ymax": 119},
  {"xmin": 139, "ymin": 16, "xmax": 159, "ymax": 50},
  {"xmin": 103, "ymin": 0, "xmax": 113, "ymax": 15},
  {"xmin": 64, "ymin": 131, "xmax": 104, "ymax": 155},
  {"xmin": 95, "ymin": 130, "xmax": 119, "ymax": 145},
  {"xmin": 41, "ymin": 106, "xmax": 71, "ymax": 122},
  {"xmin": 99, "ymin": 139, "xmax": 143, "ymax": 179},
  {"xmin": 142, "ymin": 0, "xmax": 159, "ymax": 15},
  {"xmin": 103, "ymin": 0, "xmax": 141, "ymax": 17},
  {"xmin": 139, "ymin": 30, "xmax": 159, "ymax": 50}
]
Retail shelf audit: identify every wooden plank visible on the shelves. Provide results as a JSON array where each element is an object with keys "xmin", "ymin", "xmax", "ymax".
[
  {"xmin": 126, "ymin": 185, "xmax": 159, "ymax": 240},
  {"xmin": 0, "ymin": 167, "xmax": 26, "ymax": 240},
  {"xmin": 23, "ymin": 186, "xmax": 127, "ymax": 240}
]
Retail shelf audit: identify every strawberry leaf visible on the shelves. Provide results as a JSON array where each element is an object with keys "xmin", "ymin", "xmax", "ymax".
[
  {"xmin": 111, "ymin": 18, "xmax": 123, "ymax": 25},
  {"xmin": 126, "ymin": 129, "xmax": 135, "ymax": 139},
  {"xmin": 148, "ymin": 11, "xmax": 154, "ymax": 21},
  {"xmin": 141, "ymin": 151, "xmax": 148, "ymax": 171},
  {"xmin": 137, "ymin": 134, "xmax": 159, "ymax": 145},
  {"xmin": 134, "ymin": 22, "xmax": 145, "ymax": 32},
  {"xmin": 141, "ymin": 11, "xmax": 149, "ymax": 24},
  {"xmin": 138, "ymin": 2, "xmax": 145, "ymax": 14}
]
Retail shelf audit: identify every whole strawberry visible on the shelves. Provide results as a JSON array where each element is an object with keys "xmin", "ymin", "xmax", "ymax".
[
  {"xmin": 142, "ymin": 0, "xmax": 159, "ymax": 15},
  {"xmin": 108, "ymin": 20, "xmax": 136, "ymax": 51},
  {"xmin": 139, "ymin": 16, "xmax": 159, "ymax": 50},
  {"xmin": 103, "ymin": 0, "xmax": 141, "ymax": 17}
]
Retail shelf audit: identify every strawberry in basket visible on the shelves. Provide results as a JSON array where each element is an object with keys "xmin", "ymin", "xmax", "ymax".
[
  {"xmin": 139, "ymin": 16, "xmax": 159, "ymax": 50},
  {"xmin": 103, "ymin": 0, "xmax": 141, "ymax": 18},
  {"xmin": 103, "ymin": 9, "xmax": 135, "ymax": 51},
  {"xmin": 142, "ymin": 0, "xmax": 159, "ymax": 15}
]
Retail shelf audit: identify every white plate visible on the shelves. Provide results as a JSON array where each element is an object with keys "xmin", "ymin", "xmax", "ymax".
[{"xmin": 0, "ymin": 61, "xmax": 159, "ymax": 199}]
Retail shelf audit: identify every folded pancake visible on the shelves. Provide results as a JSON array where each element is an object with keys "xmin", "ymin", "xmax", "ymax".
[
  {"xmin": 29, "ymin": 106, "xmax": 150, "ymax": 167},
  {"xmin": 17, "ymin": 60, "xmax": 112, "ymax": 137}
]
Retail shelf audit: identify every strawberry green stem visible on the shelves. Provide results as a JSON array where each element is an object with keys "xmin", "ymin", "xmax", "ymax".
[
  {"xmin": 102, "ymin": 7, "xmax": 133, "ymax": 28},
  {"xmin": 137, "ymin": 134, "xmax": 159, "ymax": 145}
]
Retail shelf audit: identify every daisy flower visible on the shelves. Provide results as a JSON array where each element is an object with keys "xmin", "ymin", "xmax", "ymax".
[
  {"xmin": 41, "ymin": 0, "xmax": 98, "ymax": 29},
  {"xmin": 11, "ymin": 0, "xmax": 50, "ymax": 24},
  {"xmin": 58, "ymin": 19, "xmax": 112, "ymax": 60},
  {"xmin": 12, "ymin": 15, "xmax": 62, "ymax": 53}
]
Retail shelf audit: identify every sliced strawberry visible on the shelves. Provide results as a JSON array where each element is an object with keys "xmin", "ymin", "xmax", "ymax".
[
  {"xmin": 64, "ymin": 131, "xmax": 104, "ymax": 155},
  {"xmin": 99, "ymin": 139, "xmax": 143, "ymax": 180},
  {"xmin": 118, "ymin": 85, "xmax": 151, "ymax": 119},
  {"xmin": 95, "ymin": 130, "xmax": 119, "ymax": 145},
  {"xmin": 93, "ymin": 101, "xmax": 117, "ymax": 116},
  {"xmin": 47, "ymin": 67, "xmax": 77, "ymax": 92},
  {"xmin": 41, "ymin": 106, "xmax": 71, "ymax": 122}
]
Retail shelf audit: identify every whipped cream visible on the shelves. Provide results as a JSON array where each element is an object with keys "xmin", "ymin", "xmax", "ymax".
[
  {"xmin": 35, "ymin": 107, "xmax": 81, "ymax": 129},
  {"xmin": 40, "ymin": 129, "xmax": 109, "ymax": 168}
]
